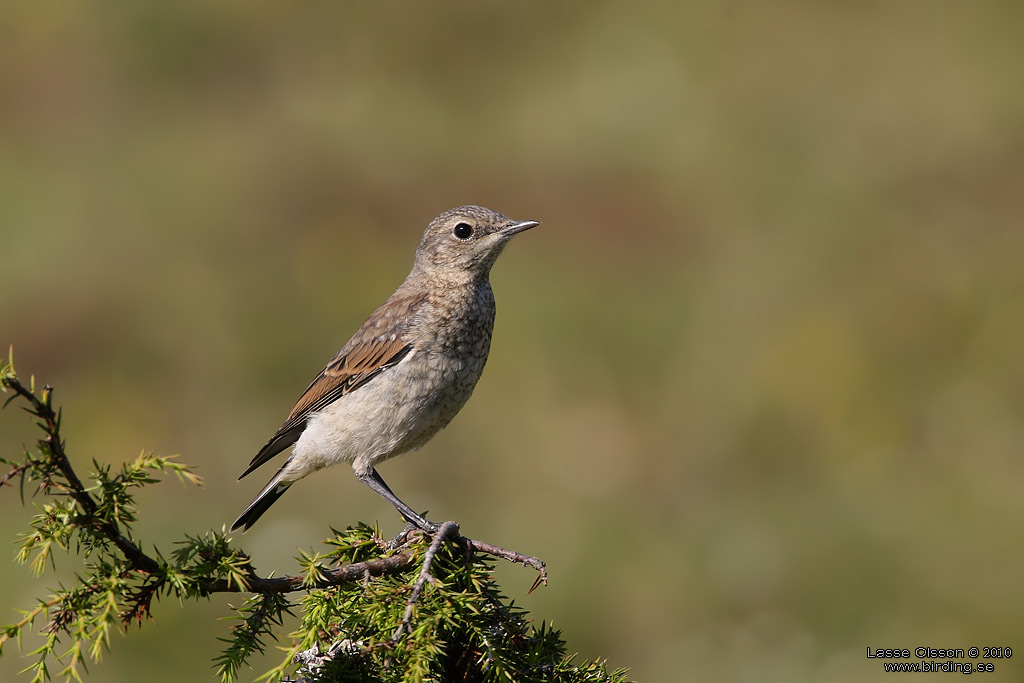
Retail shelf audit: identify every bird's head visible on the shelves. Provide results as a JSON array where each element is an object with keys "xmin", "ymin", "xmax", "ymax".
[{"xmin": 412, "ymin": 205, "xmax": 539, "ymax": 282}]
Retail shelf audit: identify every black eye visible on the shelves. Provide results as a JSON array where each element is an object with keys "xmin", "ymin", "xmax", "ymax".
[{"xmin": 453, "ymin": 222, "xmax": 473, "ymax": 240}]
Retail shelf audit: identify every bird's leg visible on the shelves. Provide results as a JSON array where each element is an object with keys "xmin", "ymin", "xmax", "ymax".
[{"xmin": 356, "ymin": 468, "xmax": 440, "ymax": 533}]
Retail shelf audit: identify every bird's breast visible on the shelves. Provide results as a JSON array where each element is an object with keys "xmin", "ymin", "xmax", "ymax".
[{"xmin": 294, "ymin": 283, "xmax": 498, "ymax": 471}]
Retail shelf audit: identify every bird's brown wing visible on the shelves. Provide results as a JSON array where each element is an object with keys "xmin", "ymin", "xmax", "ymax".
[{"xmin": 238, "ymin": 293, "xmax": 423, "ymax": 480}]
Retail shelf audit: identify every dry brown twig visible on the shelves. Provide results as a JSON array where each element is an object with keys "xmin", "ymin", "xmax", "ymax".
[{"xmin": 393, "ymin": 520, "xmax": 461, "ymax": 641}]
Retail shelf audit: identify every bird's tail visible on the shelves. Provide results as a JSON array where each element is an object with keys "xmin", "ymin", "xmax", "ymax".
[{"xmin": 230, "ymin": 470, "xmax": 292, "ymax": 532}]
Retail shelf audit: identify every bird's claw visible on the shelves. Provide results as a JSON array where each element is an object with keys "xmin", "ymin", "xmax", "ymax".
[{"xmin": 388, "ymin": 517, "xmax": 449, "ymax": 549}]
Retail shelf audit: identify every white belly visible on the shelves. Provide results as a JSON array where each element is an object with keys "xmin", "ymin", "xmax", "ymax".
[{"xmin": 281, "ymin": 347, "xmax": 481, "ymax": 481}]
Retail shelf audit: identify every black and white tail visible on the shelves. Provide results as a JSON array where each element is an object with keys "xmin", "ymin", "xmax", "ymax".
[{"xmin": 230, "ymin": 470, "xmax": 292, "ymax": 532}]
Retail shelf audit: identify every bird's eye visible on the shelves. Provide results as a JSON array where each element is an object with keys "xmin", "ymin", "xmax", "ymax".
[{"xmin": 453, "ymin": 222, "xmax": 474, "ymax": 240}]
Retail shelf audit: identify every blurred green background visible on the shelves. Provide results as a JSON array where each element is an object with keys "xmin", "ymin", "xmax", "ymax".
[{"xmin": 3, "ymin": 2, "xmax": 1023, "ymax": 681}]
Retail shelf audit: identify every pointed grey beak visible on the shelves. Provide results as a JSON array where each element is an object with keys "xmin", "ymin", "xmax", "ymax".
[{"xmin": 500, "ymin": 219, "xmax": 541, "ymax": 237}]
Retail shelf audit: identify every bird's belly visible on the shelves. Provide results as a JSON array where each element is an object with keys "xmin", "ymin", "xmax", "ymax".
[{"xmin": 287, "ymin": 349, "xmax": 486, "ymax": 478}]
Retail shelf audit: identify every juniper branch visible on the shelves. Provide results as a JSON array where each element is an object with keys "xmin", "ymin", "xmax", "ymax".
[
  {"xmin": 3, "ymin": 352, "xmax": 590, "ymax": 683},
  {"xmin": 199, "ymin": 532, "xmax": 546, "ymax": 595},
  {"xmin": 0, "ymin": 596, "xmax": 61, "ymax": 650},
  {"xmin": 1, "ymin": 370, "xmax": 161, "ymax": 575},
  {"xmin": 393, "ymin": 520, "xmax": 461, "ymax": 641},
  {"xmin": 1, "ymin": 359, "xmax": 547, "ymax": 599}
]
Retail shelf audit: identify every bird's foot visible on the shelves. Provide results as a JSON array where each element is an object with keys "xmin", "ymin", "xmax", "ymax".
[
  {"xmin": 403, "ymin": 510, "xmax": 444, "ymax": 535},
  {"xmin": 388, "ymin": 516, "xmax": 456, "ymax": 549},
  {"xmin": 388, "ymin": 522, "xmax": 419, "ymax": 549},
  {"xmin": 418, "ymin": 519, "xmax": 442, "ymax": 534}
]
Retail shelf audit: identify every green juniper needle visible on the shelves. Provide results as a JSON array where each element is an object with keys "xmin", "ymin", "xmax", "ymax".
[{"xmin": 231, "ymin": 206, "xmax": 539, "ymax": 533}]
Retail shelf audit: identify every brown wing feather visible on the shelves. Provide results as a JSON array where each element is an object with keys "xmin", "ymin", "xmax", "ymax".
[
  {"xmin": 286, "ymin": 335, "xmax": 413, "ymax": 426},
  {"xmin": 238, "ymin": 292, "xmax": 424, "ymax": 480}
]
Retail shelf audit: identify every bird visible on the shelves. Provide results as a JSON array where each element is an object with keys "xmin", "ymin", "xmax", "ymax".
[{"xmin": 230, "ymin": 205, "xmax": 539, "ymax": 533}]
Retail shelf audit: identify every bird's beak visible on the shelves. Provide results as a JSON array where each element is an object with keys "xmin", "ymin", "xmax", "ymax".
[{"xmin": 500, "ymin": 219, "xmax": 541, "ymax": 237}]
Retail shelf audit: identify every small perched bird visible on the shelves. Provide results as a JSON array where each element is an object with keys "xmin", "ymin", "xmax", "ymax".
[{"xmin": 231, "ymin": 205, "xmax": 539, "ymax": 533}]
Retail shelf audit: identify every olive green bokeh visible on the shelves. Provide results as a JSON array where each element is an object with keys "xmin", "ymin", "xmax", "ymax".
[{"xmin": 3, "ymin": 2, "xmax": 1023, "ymax": 681}]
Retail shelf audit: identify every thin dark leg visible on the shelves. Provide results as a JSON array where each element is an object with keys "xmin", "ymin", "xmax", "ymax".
[{"xmin": 356, "ymin": 468, "xmax": 440, "ymax": 533}]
